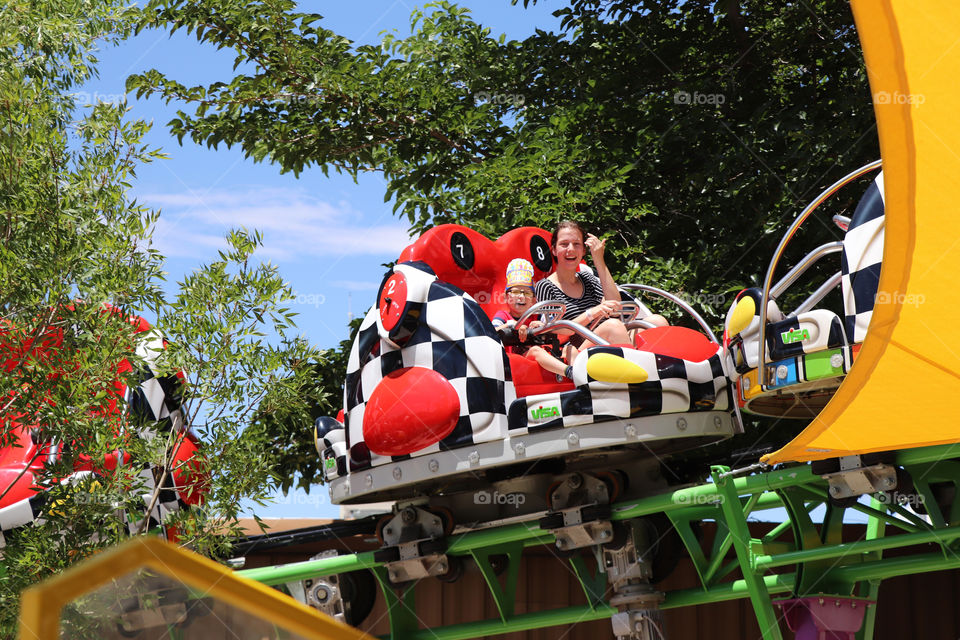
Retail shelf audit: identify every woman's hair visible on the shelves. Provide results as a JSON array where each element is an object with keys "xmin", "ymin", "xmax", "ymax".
[{"xmin": 550, "ymin": 220, "xmax": 586, "ymax": 249}]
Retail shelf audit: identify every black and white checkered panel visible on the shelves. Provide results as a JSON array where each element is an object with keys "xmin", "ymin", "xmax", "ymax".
[
  {"xmin": 508, "ymin": 346, "xmax": 728, "ymax": 433},
  {"xmin": 125, "ymin": 465, "xmax": 187, "ymax": 537},
  {"xmin": 0, "ymin": 479, "xmax": 50, "ymax": 551},
  {"xmin": 344, "ymin": 262, "xmax": 515, "ymax": 473},
  {"xmin": 841, "ymin": 172, "xmax": 885, "ymax": 343},
  {"xmin": 315, "ymin": 417, "xmax": 348, "ymax": 482},
  {"xmin": 128, "ymin": 329, "xmax": 185, "ymax": 438}
]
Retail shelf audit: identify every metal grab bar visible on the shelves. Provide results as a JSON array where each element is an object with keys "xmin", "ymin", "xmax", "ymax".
[
  {"xmin": 770, "ymin": 242, "xmax": 844, "ymax": 300},
  {"xmin": 531, "ymin": 319, "xmax": 609, "ymax": 346},
  {"xmin": 758, "ymin": 158, "xmax": 882, "ymax": 388},
  {"xmin": 620, "ymin": 284, "xmax": 720, "ymax": 344},
  {"xmin": 791, "ymin": 272, "xmax": 843, "ymax": 317}
]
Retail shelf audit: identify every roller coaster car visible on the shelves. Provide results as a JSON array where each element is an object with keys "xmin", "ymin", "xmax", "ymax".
[
  {"xmin": 317, "ymin": 225, "xmax": 736, "ymax": 514},
  {"xmin": 723, "ymin": 165, "xmax": 884, "ymax": 418},
  {"xmin": 0, "ymin": 310, "xmax": 205, "ymax": 549}
]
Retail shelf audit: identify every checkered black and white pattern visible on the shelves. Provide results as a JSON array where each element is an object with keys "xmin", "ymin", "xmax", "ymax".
[
  {"xmin": 315, "ymin": 416, "xmax": 348, "ymax": 482},
  {"xmin": 127, "ymin": 328, "xmax": 185, "ymax": 437},
  {"xmin": 0, "ymin": 479, "xmax": 50, "ymax": 551},
  {"xmin": 841, "ymin": 172, "xmax": 885, "ymax": 343},
  {"xmin": 508, "ymin": 346, "xmax": 729, "ymax": 433},
  {"xmin": 125, "ymin": 465, "xmax": 188, "ymax": 537},
  {"xmin": 343, "ymin": 262, "xmax": 515, "ymax": 474}
]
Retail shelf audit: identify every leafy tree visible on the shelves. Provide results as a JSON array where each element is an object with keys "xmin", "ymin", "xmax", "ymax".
[
  {"xmin": 129, "ymin": 0, "xmax": 879, "ymax": 464},
  {"xmin": 130, "ymin": 0, "xmax": 877, "ymax": 303},
  {"xmin": 0, "ymin": 0, "xmax": 323, "ymax": 630}
]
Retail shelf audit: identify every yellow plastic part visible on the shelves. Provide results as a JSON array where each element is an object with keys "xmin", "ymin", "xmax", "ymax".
[
  {"xmin": 727, "ymin": 295, "xmax": 756, "ymax": 338},
  {"xmin": 586, "ymin": 352, "xmax": 649, "ymax": 383},
  {"xmin": 742, "ymin": 369, "xmax": 763, "ymax": 401},
  {"xmin": 18, "ymin": 536, "xmax": 371, "ymax": 640},
  {"xmin": 765, "ymin": 0, "xmax": 960, "ymax": 464}
]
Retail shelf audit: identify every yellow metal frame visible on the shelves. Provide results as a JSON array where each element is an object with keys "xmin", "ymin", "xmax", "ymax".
[{"xmin": 17, "ymin": 536, "xmax": 371, "ymax": 640}]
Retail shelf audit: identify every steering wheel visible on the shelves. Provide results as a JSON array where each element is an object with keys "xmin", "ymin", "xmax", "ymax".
[
  {"xmin": 516, "ymin": 300, "xmax": 567, "ymax": 334},
  {"xmin": 585, "ymin": 299, "xmax": 641, "ymax": 330},
  {"xmin": 617, "ymin": 301, "xmax": 641, "ymax": 326}
]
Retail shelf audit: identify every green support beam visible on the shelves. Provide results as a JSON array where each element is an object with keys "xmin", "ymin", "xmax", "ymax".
[
  {"xmin": 234, "ymin": 442, "xmax": 960, "ymax": 640},
  {"xmin": 712, "ymin": 466, "xmax": 784, "ymax": 640}
]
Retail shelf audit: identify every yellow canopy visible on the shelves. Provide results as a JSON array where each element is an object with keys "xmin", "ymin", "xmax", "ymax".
[{"xmin": 764, "ymin": 0, "xmax": 960, "ymax": 464}]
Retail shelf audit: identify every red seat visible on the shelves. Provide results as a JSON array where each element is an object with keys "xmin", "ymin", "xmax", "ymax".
[
  {"xmin": 508, "ymin": 353, "xmax": 575, "ymax": 397},
  {"xmin": 634, "ymin": 326, "xmax": 720, "ymax": 363}
]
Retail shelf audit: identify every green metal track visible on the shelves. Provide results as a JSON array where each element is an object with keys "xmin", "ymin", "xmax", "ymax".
[{"xmin": 238, "ymin": 442, "xmax": 960, "ymax": 639}]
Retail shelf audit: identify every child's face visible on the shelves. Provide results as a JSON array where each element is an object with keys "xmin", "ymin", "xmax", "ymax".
[{"xmin": 506, "ymin": 287, "xmax": 535, "ymax": 317}]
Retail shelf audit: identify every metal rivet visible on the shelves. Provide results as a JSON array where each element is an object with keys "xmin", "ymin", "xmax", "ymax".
[
  {"xmin": 743, "ymin": 377, "xmax": 751, "ymax": 390},
  {"xmin": 392, "ymin": 467, "xmax": 402, "ymax": 480},
  {"xmin": 713, "ymin": 416, "xmax": 723, "ymax": 429},
  {"xmin": 428, "ymin": 459, "xmax": 439, "ymax": 473},
  {"xmin": 777, "ymin": 365, "xmax": 789, "ymax": 379},
  {"xmin": 625, "ymin": 425, "xmax": 637, "ymax": 438},
  {"xmin": 830, "ymin": 353, "xmax": 844, "ymax": 368},
  {"xmin": 676, "ymin": 417, "xmax": 687, "ymax": 431},
  {"xmin": 567, "ymin": 432, "xmax": 580, "ymax": 446},
  {"xmin": 468, "ymin": 451, "xmax": 480, "ymax": 465},
  {"xmin": 513, "ymin": 442, "xmax": 525, "ymax": 457},
  {"xmin": 365, "ymin": 474, "xmax": 373, "ymax": 487}
]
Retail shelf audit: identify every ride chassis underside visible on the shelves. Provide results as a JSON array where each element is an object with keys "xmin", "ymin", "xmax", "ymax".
[{"xmin": 238, "ymin": 442, "xmax": 960, "ymax": 639}]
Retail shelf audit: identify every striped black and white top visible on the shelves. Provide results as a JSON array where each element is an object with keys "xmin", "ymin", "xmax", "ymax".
[{"xmin": 534, "ymin": 271, "xmax": 604, "ymax": 321}]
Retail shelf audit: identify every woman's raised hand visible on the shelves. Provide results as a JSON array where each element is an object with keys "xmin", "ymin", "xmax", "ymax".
[{"xmin": 585, "ymin": 233, "xmax": 607, "ymax": 262}]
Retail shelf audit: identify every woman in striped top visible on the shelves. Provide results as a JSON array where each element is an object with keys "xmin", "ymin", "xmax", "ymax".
[{"xmin": 534, "ymin": 220, "xmax": 633, "ymax": 352}]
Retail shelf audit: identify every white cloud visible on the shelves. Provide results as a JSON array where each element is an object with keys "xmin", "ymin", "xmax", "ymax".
[{"xmin": 143, "ymin": 186, "xmax": 413, "ymax": 261}]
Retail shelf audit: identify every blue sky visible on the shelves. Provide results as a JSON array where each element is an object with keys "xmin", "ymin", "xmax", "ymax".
[{"xmin": 80, "ymin": 1, "xmax": 562, "ymax": 519}]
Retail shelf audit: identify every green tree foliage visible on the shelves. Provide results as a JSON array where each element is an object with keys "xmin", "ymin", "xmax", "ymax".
[
  {"xmin": 130, "ymin": 0, "xmax": 878, "ymax": 308},
  {"xmin": 129, "ymin": 0, "xmax": 880, "ymax": 465},
  {"xmin": 0, "ymin": 0, "xmax": 324, "ymax": 630}
]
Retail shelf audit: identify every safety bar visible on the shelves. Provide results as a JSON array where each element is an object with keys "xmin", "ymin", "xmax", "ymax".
[
  {"xmin": 620, "ymin": 284, "xmax": 720, "ymax": 344},
  {"xmin": 530, "ymin": 319, "xmax": 609, "ymax": 346},
  {"xmin": 769, "ymin": 242, "xmax": 843, "ymax": 300},
  {"xmin": 758, "ymin": 159, "xmax": 881, "ymax": 388},
  {"xmin": 790, "ymin": 272, "xmax": 843, "ymax": 317}
]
